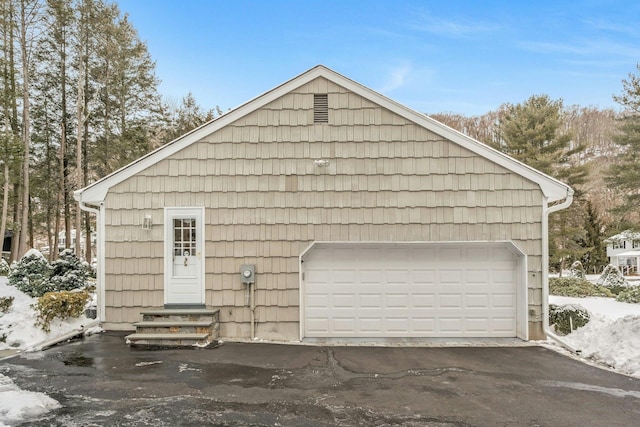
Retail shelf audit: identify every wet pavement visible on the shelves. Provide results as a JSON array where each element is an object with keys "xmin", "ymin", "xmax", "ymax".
[{"xmin": 1, "ymin": 332, "xmax": 640, "ymax": 426}]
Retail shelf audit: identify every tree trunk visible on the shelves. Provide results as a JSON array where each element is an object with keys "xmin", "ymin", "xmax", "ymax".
[
  {"xmin": 0, "ymin": 161, "xmax": 8, "ymax": 259},
  {"xmin": 10, "ymin": 183, "xmax": 19, "ymax": 261},
  {"xmin": 18, "ymin": 0, "xmax": 31, "ymax": 258},
  {"xmin": 75, "ymin": 39, "xmax": 84, "ymax": 258}
]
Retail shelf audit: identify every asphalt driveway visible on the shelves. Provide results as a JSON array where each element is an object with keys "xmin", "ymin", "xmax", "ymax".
[{"xmin": 2, "ymin": 332, "xmax": 640, "ymax": 426}]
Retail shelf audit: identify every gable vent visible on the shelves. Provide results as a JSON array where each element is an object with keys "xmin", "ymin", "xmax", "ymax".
[{"xmin": 314, "ymin": 94, "xmax": 328, "ymax": 123}]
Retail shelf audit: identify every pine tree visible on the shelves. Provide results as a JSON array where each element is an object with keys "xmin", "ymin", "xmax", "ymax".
[
  {"xmin": 497, "ymin": 95, "xmax": 573, "ymax": 175},
  {"xmin": 578, "ymin": 200, "xmax": 608, "ymax": 274},
  {"xmin": 606, "ymin": 64, "xmax": 640, "ymax": 222},
  {"xmin": 497, "ymin": 95, "xmax": 589, "ymax": 275},
  {"xmin": 89, "ymin": 2, "xmax": 162, "ymax": 179}
]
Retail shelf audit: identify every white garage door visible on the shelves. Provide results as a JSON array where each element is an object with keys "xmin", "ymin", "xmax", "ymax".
[{"xmin": 302, "ymin": 243, "xmax": 524, "ymax": 339}]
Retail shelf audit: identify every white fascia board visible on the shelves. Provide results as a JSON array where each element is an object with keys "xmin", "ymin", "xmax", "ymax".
[
  {"xmin": 74, "ymin": 66, "xmax": 330, "ymax": 205},
  {"xmin": 320, "ymin": 67, "xmax": 573, "ymax": 202},
  {"xmin": 74, "ymin": 65, "xmax": 572, "ymax": 204}
]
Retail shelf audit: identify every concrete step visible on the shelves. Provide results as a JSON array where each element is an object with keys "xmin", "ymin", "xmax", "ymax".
[
  {"xmin": 125, "ymin": 332, "xmax": 213, "ymax": 348},
  {"xmin": 141, "ymin": 309, "xmax": 219, "ymax": 316},
  {"xmin": 141, "ymin": 309, "xmax": 220, "ymax": 323},
  {"xmin": 133, "ymin": 320, "xmax": 216, "ymax": 335},
  {"xmin": 133, "ymin": 320, "xmax": 213, "ymax": 328}
]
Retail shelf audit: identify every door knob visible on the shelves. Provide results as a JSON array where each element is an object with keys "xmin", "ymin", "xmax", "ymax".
[{"xmin": 184, "ymin": 257, "xmax": 188, "ymax": 266}]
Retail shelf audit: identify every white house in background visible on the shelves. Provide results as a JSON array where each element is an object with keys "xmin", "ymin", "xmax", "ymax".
[
  {"xmin": 39, "ymin": 230, "xmax": 98, "ymax": 257},
  {"xmin": 605, "ymin": 230, "xmax": 640, "ymax": 275}
]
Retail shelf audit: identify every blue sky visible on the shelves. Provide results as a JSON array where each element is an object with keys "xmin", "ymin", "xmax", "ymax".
[{"xmin": 116, "ymin": 0, "xmax": 640, "ymax": 116}]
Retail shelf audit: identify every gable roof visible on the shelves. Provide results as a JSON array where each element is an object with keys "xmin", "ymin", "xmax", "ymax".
[{"xmin": 74, "ymin": 65, "xmax": 573, "ymax": 205}]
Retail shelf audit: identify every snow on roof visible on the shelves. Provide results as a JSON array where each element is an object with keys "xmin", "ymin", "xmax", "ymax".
[{"xmin": 605, "ymin": 230, "xmax": 640, "ymax": 243}]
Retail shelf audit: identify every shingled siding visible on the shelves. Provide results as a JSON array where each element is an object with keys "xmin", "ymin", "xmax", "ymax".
[{"xmin": 102, "ymin": 77, "xmax": 545, "ymax": 340}]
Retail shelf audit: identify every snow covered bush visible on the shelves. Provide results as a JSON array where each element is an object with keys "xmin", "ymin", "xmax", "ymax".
[
  {"xmin": 0, "ymin": 258, "xmax": 9, "ymax": 276},
  {"xmin": 569, "ymin": 260, "xmax": 586, "ymax": 279},
  {"xmin": 549, "ymin": 303, "xmax": 590, "ymax": 335},
  {"xmin": 7, "ymin": 250, "xmax": 53, "ymax": 297},
  {"xmin": 34, "ymin": 290, "xmax": 90, "ymax": 332},
  {"xmin": 616, "ymin": 286, "xmax": 640, "ymax": 304},
  {"xmin": 8, "ymin": 249, "xmax": 88, "ymax": 297},
  {"xmin": 596, "ymin": 264, "xmax": 630, "ymax": 294},
  {"xmin": 48, "ymin": 249, "xmax": 88, "ymax": 293},
  {"xmin": 549, "ymin": 277, "xmax": 612, "ymax": 298}
]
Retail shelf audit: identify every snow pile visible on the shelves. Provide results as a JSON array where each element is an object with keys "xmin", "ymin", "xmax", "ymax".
[
  {"xmin": 550, "ymin": 295, "xmax": 640, "ymax": 378},
  {"xmin": 1, "ymin": 274, "xmax": 99, "ymax": 425},
  {"xmin": 0, "ymin": 373, "xmax": 61, "ymax": 426},
  {"xmin": 0, "ymin": 277, "xmax": 93, "ymax": 351}
]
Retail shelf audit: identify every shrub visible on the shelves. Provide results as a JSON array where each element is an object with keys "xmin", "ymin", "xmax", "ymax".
[
  {"xmin": 549, "ymin": 303, "xmax": 590, "ymax": 335},
  {"xmin": 8, "ymin": 249, "xmax": 89, "ymax": 297},
  {"xmin": 48, "ymin": 249, "xmax": 87, "ymax": 292},
  {"xmin": 0, "ymin": 296, "xmax": 14, "ymax": 314},
  {"xmin": 8, "ymin": 250, "xmax": 53, "ymax": 297},
  {"xmin": 549, "ymin": 277, "xmax": 613, "ymax": 298},
  {"xmin": 569, "ymin": 261, "xmax": 586, "ymax": 279},
  {"xmin": 34, "ymin": 290, "xmax": 90, "ymax": 332},
  {"xmin": 0, "ymin": 258, "xmax": 9, "ymax": 276},
  {"xmin": 616, "ymin": 286, "xmax": 640, "ymax": 304},
  {"xmin": 596, "ymin": 265, "xmax": 629, "ymax": 294}
]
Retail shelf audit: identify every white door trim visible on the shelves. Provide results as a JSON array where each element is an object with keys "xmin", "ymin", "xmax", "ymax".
[
  {"xmin": 164, "ymin": 207, "xmax": 205, "ymax": 305},
  {"xmin": 299, "ymin": 241, "xmax": 528, "ymax": 341}
]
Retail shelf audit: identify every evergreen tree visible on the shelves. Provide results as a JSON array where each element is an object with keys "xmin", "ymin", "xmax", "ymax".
[
  {"xmin": 497, "ymin": 95, "xmax": 589, "ymax": 275},
  {"xmin": 497, "ymin": 95, "xmax": 573, "ymax": 175},
  {"xmin": 606, "ymin": 64, "xmax": 640, "ymax": 222},
  {"xmin": 156, "ymin": 92, "xmax": 220, "ymax": 145},
  {"xmin": 89, "ymin": 3, "xmax": 162, "ymax": 178},
  {"xmin": 578, "ymin": 200, "xmax": 608, "ymax": 274}
]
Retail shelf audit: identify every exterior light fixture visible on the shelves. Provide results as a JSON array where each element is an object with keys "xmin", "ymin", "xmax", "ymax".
[
  {"xmin": 314, "ymin": 159, "xmax": 330, "ymax": 167},
  {"xmin": 142, "ymin": 215, "xmax": 152, "ymax": 230}
]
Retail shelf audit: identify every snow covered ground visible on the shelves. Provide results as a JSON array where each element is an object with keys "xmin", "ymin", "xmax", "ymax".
[
  {"xmin": 548, "ymin": 295, "xmax": 640, "ymax": 378},
  {"xmin": 0, "ymin": 276, "xmax": 99, "ymax": 426}
]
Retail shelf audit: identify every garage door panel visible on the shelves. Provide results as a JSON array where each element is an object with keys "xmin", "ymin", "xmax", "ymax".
[
  {"xmin": 306, "ymin": 294, "xmax": 329, "ymax": 308},
  {"xmin": 413, "ymin": 269, "xmax": 436, "ymax": 283},
  {"xmin": 413, "ymin": 318, "xmax": 437, "ymax": 332},
  {"xmin": 493, "ymin": 294, "xmax": 516, "ymax": 307},
  {"xmin": 439, "ymin": 270, "xmax": 463, "ymax": 283},
  {"xmin": 332, "ymin": 270, "xmax": 357, "ymax": 283},
  {"xmin": 493, "ymin": 269, "xmax": 516, "ymax": 283},
  {"xmin": 386, "ymin": 293, "xmax": 410, "ymax": 308},
  {"xmin": 306, "ymin": 318, "xmax": 330, "ymax": 333},
  {"xmin": 412, "ymin": 294, "xmax": 436, "ymax": 308},
  {"xmin": 386, "ymin": 269, "xmax": 410, "ymax": 282},
  {"xmin": 306, "ymin": 269, "xmax": 330, "ymax": 283},
  {"xmin": 439, "ymin": 247, "xmax": 463, "ymax": 261},
  {"xmin": 385, "ymin": 318, "xmax": 411, "ymax": 331},
  {"xmin": 360, "ymin": 318, "xmax": 383, "ymax": 332},
  {"xmin": 303, "ymin": 243, "xmax": 520, "ymax": 339},
  {"xmin": 439, "ymin": 318, "xmax": 463, "ymax": 332},
  {"xmin": 359, "ymin": 293, "xmax": 383, "ymax": 308},
  {"xmin": 359, "ymin": 270, "xmax": 384, "ymax": 283},
  {"xmin": 410, "ymin": 248, "xmax": 437, "ymax": 262},
  {"xmin": 466, "ymin": 318, "xmax": 490, "ymax": 331},
  {"xmin": 333, "ymin": 294, "xmax": 357, "ymax": 307},
  {"xmin": 465, "ymin": 294, "xmax": 490, "ymax": 308},
  {"xmin": 333, "ymin": 318, "xmax": 357, "ymax": 332},
  {"xmin": 492, "ymin": 318, "xmax": 517, "ymax": 332},
  {"xmin": 438, "ymin": 294, "xmax": 463, "ymax": 308}
]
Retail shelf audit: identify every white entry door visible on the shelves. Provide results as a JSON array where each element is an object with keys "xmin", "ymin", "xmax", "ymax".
[{"xmin": 164, "ymin": 207, "xmax": 205, "ymax": 305}]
